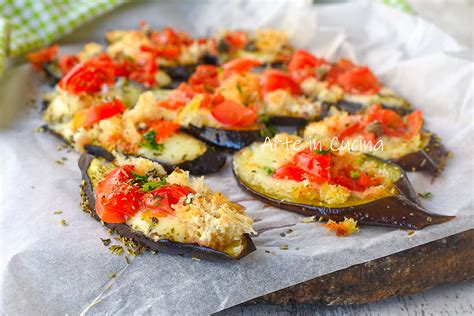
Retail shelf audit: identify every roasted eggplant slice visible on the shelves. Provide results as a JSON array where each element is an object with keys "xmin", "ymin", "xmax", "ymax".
[
  {"xmin": 328, "ymin": 99, "xmax": 413, "ymax": 116},
  {"xmin": 83, "ymin": 143, "xmax": 226, "ymax": 175},
  {"xmin": 182, "ymin": 125, "xmax": 263, "ymax": 151},
  {"xmin": 393, "ymin": 133, "xmax": 448, "ymax": 175},
  {"xmin": 42, "ymin": 89, "xmax": 226, "ymax": 175},
  {"xmin": 232, "ymin": 134, "xmax": 453, "ymax": 230},
  {"xmin": 79, "ymin": 153, "xmax": 256, "ymax": 261},
  {"xmin": 301, "ymin": 104, "xmax": 449, "ymax": 175}
]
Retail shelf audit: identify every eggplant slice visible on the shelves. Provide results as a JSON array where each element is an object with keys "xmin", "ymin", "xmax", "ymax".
[
  {"xmin": 84, "ymin": 144, "xmax": 226, "ymax": 175},
  {"xmin": 328, "ymin": 100, "xmax": 413, "ymax": 116},
  {"xmin": 267, "ymin": 116, "xmax": 309, "ymax": 127},
  {"xmin": 182, "ymin": 125, "xmax": 264, "ymax": 151},
  {"xmin": 79, "ymin": 153, "xmax": 256, "ymax": 261},
  {"xmin": 232, "ymin": 140, "xmax": 453, "ymax": 230},
  {"xmin": 392, "ymin": 133, "xmax": 448, "ymax": 175},
  {"xmin": 43, "ymin": 124, "xmax": 226, "ymax": 175}
]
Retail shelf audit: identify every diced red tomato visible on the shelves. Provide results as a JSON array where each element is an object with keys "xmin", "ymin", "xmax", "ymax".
[
  {"xmin": 27, "ymin": 45, "xmax": 58, "ymax": 70},
  {"xmin": 150, "ymin": 27, "xmax": 193, "ymax": 46},
  {"xmin": 115, "ymin": 55, "xmax": 158, "ymax": 87},
  {"xmin": 336, "ymin": 67, "xmax": 381, "ymax": 95},
  {"xmin": 326, "ymin": 59, "xmax": 356, "ymax": 84},
  {"xmin": 141, "ymin": 184, "xmax": 196, "ymax": 218},
  {"xmin": 331, "ymin": 167, "xmax": 381, "ymax": 192},
  {"xmin": 273, "ymin": 147, "xmax": 331, "ymax": 184},
  {"xmin": 147, "ymin": 120, "xmax": 181, "ymax": 142},
  {"xmin": 59, "ymin": 54, "xmax": 115, "ymax": 94},
  {"xmin": 189, "ymin": 65, "xmax": 220, "ymax": 92},
  {"xmin": 211, "ymin": 100, "xmax": 257, "ymax": 127},
  {"xmin": 58, "ymin": 55, "xmax": 79, "ymax": 75},
  {"xmin": 404, "ymin": 110, "xmax": 423, "ymax": 139},
  {"xmin": 273, "ymin": 165, "xmax": 306, "ymax": 181},
  {"xmin": 338, "ymin": 121, "xmax": 376, "ymax": 145},
  {"xmin": 72, "ymin": 99, "xmax": 126, "ymax": 129},
  {"xmin": 288, "ymin": 50, "xmax": 327, "ymax": 83},
  {"xmin": 326, "ymin": 60, "xmax": 381, "ymax": 95},
  {"xmin": 288, "ymin": 50, "xmax": 326, "ymax": 71},
  {"xmin": 261, "ymin": 69, "xmax": 301, "ymax": 96},
  {"xmin": 158, "ymin": 83, "xmax": 197, "ymax": 110},
  {"xmin": 221, "ymin": 58, "xmax": 262, "ymax": 79},
  {"xmin": 224, "ymin": 31, "xmax": 248, "ymax": 50},
  {"xmin": 141, "ymin": 27, "xmax": 192, "ymax": 61},
  {"xmin": 141, "ymin": 44, "xmax": 181, "ymax": 59},
  {"xmin": 95, "ymin": 165, "xmax": 143, "ymax": 223}
]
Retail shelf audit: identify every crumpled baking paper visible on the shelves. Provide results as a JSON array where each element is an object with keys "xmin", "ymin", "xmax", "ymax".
[{"xmin": 1, "ymin": 1, "xmax": 473, "ymax": 315}]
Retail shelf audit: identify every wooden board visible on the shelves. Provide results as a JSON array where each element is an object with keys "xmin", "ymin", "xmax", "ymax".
[{"xmin": 247, "ymin": 230, "xmax": 474, "ymax": 306}]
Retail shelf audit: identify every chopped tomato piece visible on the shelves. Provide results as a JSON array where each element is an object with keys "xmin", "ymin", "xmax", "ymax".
[
  {"xmin": 150, "ymin": 27, "xmax": 193, "ymax": 46},
  {"xmin": 95, "ymin": 165, "xmax": 143, "ymax": 223},
  {"xmin": 404, "ymin": 110, "xmax": 423, "ymax": 139},
  {"xmin": 338, "ymin": 121, "xmax": 376, "ymax": 144},
  {"xmin": 261, "ymin": 69, "xmax": 301, "ymax": 96},
  {"xmin": 326, "ymin": 59, "xmax": 355, "ymax": 84},
  {"xmin": 158, "ymin": 83, "xmax": 197, "ymax": 110},
  {"xmin": 221, "ymin": 58, "xmax": 262, "ymax": 79},
  {"xmin": 58, "ymin": 55, "xmax": 79, "ymax": 75},
  {"xmin": 224, "ymin": 31, "xmax": 248, "ymax": 50},
  {"xmin": 331, "ymin": 164, "xmax": 381, "ymax": 192},
  {"xmin": 141, "ymin": 44, "xmax": 181, "ymax": 59},
  {"xmin": 147, "ymin": 120, "xmax": 181, "ymax": 142},
  {"xmin": 273, "ymin": 147, "xmax": 331, "ymax": 183},
  {"xmin": 189, "ymin": 65, "xmax": 220, "ymax": 92},
  {"xmin": 288, "ymin": 50, "xmax": 326, "ymax": 71},
  {"xmin": 211, "ymin": 100, "xmax": 257, "ymax": 127},
  {"xmin": 141, "ymin": 184, "xmax": 196, "ymax": 218},
  {"xmin": 336, "ymin": 67, "xmax": 381, "ymax": 95},
  {"xmin": 72, "ymin": 99, "xmax": 126, "ymax": 129},
  {"xmin": 27, "ymin": 45, "xmax": 58, "ymax": 69},
  {"xmin": 115, "ymin": 55, "xmax": 158, "ymax": 87},
  {"xmin": 288, "ymin": 50, "xmax": 327, "ymax": 83},
  {"xmin": 293, "ymin": 147, "xmax": 331, "ymax": 183},
  {"xmin": 59, "ymin": 54, "xmax": 115, "ymax": 94},
  {"xmin": 273, "ymin": 165, "xmax": 306, "ymax": 181}
]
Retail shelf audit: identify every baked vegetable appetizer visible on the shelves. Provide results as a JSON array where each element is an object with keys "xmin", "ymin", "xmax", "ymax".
[
  {"xmin": 302, "ymin": 104, "xmax": 449, "ymax": 174},
  {"xmin": 233, "ymin": 134, "xmax": 452, "ymax": 229},
  {"xmin": 211, "ymin": 29, "xmax": 293, "ymax": 65},
  {"xmin": 260, "ymin": 68, "xmax": 324, "ymax": 125},
  {"xmin": 79, "ymin": 154, "xmax": 256, "ymax": 261},
  {"xmin": 145, "ymin": 61, "xmax": 269, "ymax": 150},
  {"xmin": 106, "ymin": 24, "xmax": 216, "ymax": 84},
  {"xmin": 287, "ymin": 50, "xmax": 412, "ymax": 114},
  {"xmin": 42, "ymin": 63, "xmax": 226, "ymax": 175},
  {"xmin": 28, "ymin": 42, "xmax": 175, "ymax": 89}
]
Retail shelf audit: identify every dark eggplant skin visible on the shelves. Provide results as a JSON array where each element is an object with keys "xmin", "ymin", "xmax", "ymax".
[
  {"xmin": 182, "ymin": 125, "xmax": 264, "ymax": 151},
  {"xmin": 41, "ymin": 62, "xmax": 61, "ymax": 86},
  {"xmin": 161, "ymin": 54, "xmax": 219, "ymax": 88},
  {"xmin": 392, "ymin": 133, "xmax": 449, "ymax": 175},
  {"xmin": 232, "ymin": 155, "xmax": 453, "ymax": 230},
  {"xmin": 298, "ymin": 120, "xmax": 449, "ymax": 176},
  {"xmin": 42, "ymin": 124, "xmax": 226, "ymax": 175},
  {"xmin": 78, "ymin": 153, "xmax": 256, "ymax": 261},
  {"xmin": 268, "ymin": 116, "xmax": 309, "ymax": 127},
  {"xmin": 83, "ymin": 144, "xmax": 227, "ymax": 176},
  {"xmin": 327, "ymin": 100, "xmax": 413, "ymax": 116}
]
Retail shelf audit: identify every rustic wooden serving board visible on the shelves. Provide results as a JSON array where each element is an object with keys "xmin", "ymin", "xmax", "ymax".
[{"xmin": 247, "ymin": 230, "xmax": 473, "ymax": 306}]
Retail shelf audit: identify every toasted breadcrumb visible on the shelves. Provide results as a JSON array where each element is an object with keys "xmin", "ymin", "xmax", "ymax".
[{"xmin": 323, "ymin": 218, "xmax": 359, "ymax": 237}]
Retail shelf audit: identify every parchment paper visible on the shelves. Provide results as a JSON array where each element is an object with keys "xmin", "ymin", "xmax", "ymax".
[{"xmin": 1, "ymin": 1, "xmax": 473, "ymax": 315}]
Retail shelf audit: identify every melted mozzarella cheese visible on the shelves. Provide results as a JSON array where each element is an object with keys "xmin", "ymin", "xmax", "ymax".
[{"xmin": 137, "ymin": 133, "xmax": 206, "ymax": 165}]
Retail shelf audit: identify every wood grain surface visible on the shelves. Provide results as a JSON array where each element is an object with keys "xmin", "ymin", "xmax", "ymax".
[{"xmin": 217, "ymin": 230, "xmax": 474, "ymax": 314}]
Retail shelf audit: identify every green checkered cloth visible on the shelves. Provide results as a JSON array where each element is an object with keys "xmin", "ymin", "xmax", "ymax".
[
  {"xmin": 0, "ymin": 0, "xmax": 124, "ymax": 73},
  {"xmin": 0, "ymin": 0, "xmax": 412, "ymax": 75}
]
